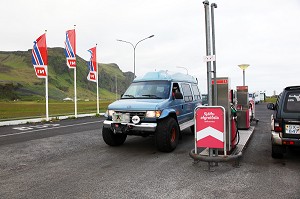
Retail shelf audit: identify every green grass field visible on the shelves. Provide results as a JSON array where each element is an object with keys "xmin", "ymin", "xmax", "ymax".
[{"xmin": 0, "ymin": 100, "xmax": 114, "ymax": 121}]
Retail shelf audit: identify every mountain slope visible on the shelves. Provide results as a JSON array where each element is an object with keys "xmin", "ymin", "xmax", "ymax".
[{"xmin": 0, "ymin": 48, "xmax": 133, "ymax": 100}]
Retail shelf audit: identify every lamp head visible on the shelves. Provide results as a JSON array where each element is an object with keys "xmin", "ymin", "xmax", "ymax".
[{"xmin": 238, "ymin": 64, "xmax": 250, "ymax": 70}]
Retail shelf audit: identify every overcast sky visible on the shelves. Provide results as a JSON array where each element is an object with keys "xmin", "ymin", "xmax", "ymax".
[{"xmin": 1, "ymin": 0, "xmax": 300, "ymax": 96}]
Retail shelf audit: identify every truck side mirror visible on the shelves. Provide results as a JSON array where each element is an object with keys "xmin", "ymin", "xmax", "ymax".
[{"xmin": 267, "ymin": 103, "xmax": 275, "ymax": 110}]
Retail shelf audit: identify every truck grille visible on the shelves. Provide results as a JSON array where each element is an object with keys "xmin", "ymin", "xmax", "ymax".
[{"xmin": 115, "ymin": 111, "xmax": 146, "ymax": 122}]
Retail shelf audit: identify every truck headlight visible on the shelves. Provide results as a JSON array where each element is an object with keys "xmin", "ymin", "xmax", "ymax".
[
  {"xmin": 107, "ymin": 110, "xmax": 115, "ymax": 117},
  {"xmin": 146, "ymin": 110, "xmax": 161, "ymax": 118}
]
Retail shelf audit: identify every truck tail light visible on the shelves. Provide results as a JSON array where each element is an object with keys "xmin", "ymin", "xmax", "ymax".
[
  {"xmin": 283, "ymin": 141, "xmax": 295, "ymax": 145},
  {"xmin": 274, "ymin": 122, "xmax": 282, "ymax": 132}
]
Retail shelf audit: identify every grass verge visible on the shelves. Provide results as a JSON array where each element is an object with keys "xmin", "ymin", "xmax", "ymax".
[{"xmin": 0, "ymin": 100, "xmax": 114, "ymax": 120}]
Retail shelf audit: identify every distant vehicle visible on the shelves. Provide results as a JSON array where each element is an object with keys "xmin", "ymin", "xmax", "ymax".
[
  {"xmin": 102, "ymin": 70, "xmax": 202, "ymax": 152},
  {"xmin": 201, "ymin": 94, "xmax": 208, "ymax": 106},
  {"xmin": 254, "ymin": 91, "xmax": 265, "ymax": 104},
  {"xmin": 267, "ymin": 86, "xmax": 300, "ymax": 158}
]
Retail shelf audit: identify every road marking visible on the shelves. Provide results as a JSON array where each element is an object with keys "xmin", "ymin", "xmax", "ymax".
[
  {"xmin": 13, "ymin": 124, "xmax": 60, "ymax": 131},
  {"xmin": 0, "ymin": 120, "xmax": 104, "ymax": 138}
]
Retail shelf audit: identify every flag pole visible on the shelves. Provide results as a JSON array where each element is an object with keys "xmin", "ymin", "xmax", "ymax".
[
  {"xmin": 45, "ymin": 30, "xmax": 49, "ymax": 121},
  {"xmin": 96, "ymin": 44, "xmax": 99, "ymax": 115},
  {"xmin": 74, "ymin": 25, "xmax": 77, "ymax": 118}
]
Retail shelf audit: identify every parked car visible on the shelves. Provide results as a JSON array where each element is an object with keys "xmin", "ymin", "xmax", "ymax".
[
  {"xmin": 267, "ymin": 86, "xmax": 300, "ymax": 158},
  {"xmin": 102, "ymin": 70, "xmax": 202, "ymax": 152},
  {"xmin": 201, "ymin": 94, "xmax": 208, "ymax": 106}
]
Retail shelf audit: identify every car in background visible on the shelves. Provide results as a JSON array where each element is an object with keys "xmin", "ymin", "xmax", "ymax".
[
  {"xmin": 201, "ymin": 94, "xmax": 208, "ymax": 106},
  {"xmin": 267, "ymin": 86, "xmax": 300, "ymax": 158},
  {"xmin": 102, "ymin": 70, "xmax": 202, "ymax": 152}
]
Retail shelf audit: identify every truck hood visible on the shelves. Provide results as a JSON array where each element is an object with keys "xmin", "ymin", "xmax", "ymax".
[{"xmin": 108, "ymin": 99, "xmax": 168, "ymax": 111}]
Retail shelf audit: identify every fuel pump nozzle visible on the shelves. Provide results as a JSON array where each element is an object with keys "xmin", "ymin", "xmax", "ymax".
[{"xmin": 230, "ymin": 103, "xmax": 237, "ymax": 119}]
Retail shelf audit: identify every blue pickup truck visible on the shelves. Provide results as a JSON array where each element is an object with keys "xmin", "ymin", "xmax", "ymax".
[{"xmin": 102, "ymin": 70, "xmax": 202, "ymax": 152}]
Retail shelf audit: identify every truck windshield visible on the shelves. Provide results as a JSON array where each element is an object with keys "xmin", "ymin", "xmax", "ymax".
[{"xmin": 122, "ymin": 81, "xmax": 171, "ymax": 99}]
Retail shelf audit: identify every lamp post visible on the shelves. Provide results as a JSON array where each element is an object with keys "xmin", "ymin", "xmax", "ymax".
[
  {"xmin": 238, "ymin": 64, "xmax": 249, "ymax": 86},
  {"xmin": 117, "ymin": 35, "xmax": 154, "ymax": 79}
]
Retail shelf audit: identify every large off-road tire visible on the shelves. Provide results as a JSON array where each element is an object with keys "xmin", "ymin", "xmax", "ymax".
[
  {"xmin": 271, "ymin": 144, "xmax": 284, "ymax": 159},
  {"xmin": 155, "ymin": 117, "xmax": 179, "ymax": 152},
  {"xmin": 102, "ymin": 127, "xmax": 127, "ymax": 146}
]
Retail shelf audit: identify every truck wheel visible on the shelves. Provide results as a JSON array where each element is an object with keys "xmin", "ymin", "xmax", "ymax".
[
  {"xmin": 102, "ymin": 127, "xmax": 127, "ymax": 146},
  {"xmin": 155, "ymin": 117, "xmax": 179, "ymax": 152},
  {"xmin": 271, "ymin": 144, "xmax": 284, "ymax": 159}
]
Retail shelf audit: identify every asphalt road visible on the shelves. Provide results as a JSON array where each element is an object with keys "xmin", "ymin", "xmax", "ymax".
[{"xmin": 0, "ymin": 103, "xmax": 300, "ymax": 199}]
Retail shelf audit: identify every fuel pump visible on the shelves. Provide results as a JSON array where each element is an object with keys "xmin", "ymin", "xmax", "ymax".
[
  {"xmin": 236, "ymin": 86, "xmax": 250, "ymax": 129},
  {"xmin": 212, "ymin": 77, "xmax": 239, "ymax": 153}
]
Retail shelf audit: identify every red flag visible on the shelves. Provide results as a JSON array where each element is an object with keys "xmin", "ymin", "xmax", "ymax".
[
  {"xmin": 87, "ymin": 46, "xmax": 97, "ymax": 82},
  {"xmin": 64, "ymin": 29, "xmax": 76, "ymax": 68},
  {"xmin": 32, "ymin": 33, "xmax": 48, "ymax": 78}
]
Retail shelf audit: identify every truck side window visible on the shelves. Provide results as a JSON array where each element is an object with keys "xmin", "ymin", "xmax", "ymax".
[
  {"xmin": 192, "ymin": 84, "xmax": 201, "ymax": 101},
  {"xmin": 181, "ymin": 83, "xmax": 193, "ymax": 102}
]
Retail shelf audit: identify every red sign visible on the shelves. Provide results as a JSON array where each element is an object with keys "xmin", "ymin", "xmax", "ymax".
[
  {"xmin": 195, "ymin": 106, "xmax": 225, "ymax": 149},
  {"xmin": 34, "ymin": 66, "xmax": 47, "ymax": 78},
  {"xmin": 211, "ymin": 79, "xmax": 228, "ymax": 85},
  {"xmin": 67, "ymin": 58, "xmax": 76, "ymax": 68},
  {"xmin": 236, "ymin": 86, "xmax": 248, "ymax": 91}
]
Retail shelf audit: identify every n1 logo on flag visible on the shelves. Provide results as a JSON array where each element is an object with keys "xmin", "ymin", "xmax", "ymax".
[
  {"xmin": 87, "ymin": 71, "xmax": 97, "ymax": 82},
  {"xmin": 34, "ymin": 66, "xmax": 47, "ymax": 78},
  {"xmin": 67, "ymin": 58, "xmax": 76, "ymax": 68}
]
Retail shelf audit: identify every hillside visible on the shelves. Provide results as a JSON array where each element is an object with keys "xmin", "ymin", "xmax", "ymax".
[{"xmin": 0, "ymin": 48, "xmax": 134, "ymax": 101}]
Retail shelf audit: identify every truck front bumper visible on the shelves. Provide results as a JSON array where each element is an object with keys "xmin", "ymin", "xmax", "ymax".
[{"xmin": 103, "ymin": 120, "xmax": 157, "ymax": 132}]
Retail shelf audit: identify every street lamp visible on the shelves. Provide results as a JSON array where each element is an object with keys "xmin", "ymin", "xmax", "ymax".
[
  {"xmin": 238, "ymin": 64, "xmax": 249, "ymax": 86},
  {"xmin": 117, "ymin": 35, "xmax": 154, "ymax": 79}
]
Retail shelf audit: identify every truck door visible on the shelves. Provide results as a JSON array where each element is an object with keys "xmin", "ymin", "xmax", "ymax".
[
  {"xmin": 170, "ymin": 83, "xmax": 185, "ymax": 124},
  {"xmin": 181, "ymin": 83, "xmax": 194, "ymax": 122}
]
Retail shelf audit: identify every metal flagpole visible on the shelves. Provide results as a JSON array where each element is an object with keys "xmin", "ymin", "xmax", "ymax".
[
  {"xmin": 96, "ymin": 44, "xmax": 99, "ymax": 115},
  {"xmin": 74, "ymin": 25, "xmax": 77, "ymax": 118},
  {"xmin": 46, "ymin": 65, "xmax": 49, "ymax": 121},
  {"xmin": 45, "ymin": 30, "xmax": 49, "ymax": 121},
  {"xmin": 74, "ymin": 66, "xmax": 77, "ymax": 117}
]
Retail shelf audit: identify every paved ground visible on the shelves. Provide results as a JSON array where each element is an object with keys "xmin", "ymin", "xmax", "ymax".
[{"xmin": 0, "ymin": 103, "xmax": 300, "ymax": 199}]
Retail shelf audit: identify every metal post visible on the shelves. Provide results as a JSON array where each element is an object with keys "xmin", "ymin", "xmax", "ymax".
[
  {"xmin": 204, "ymin": 0, "xmax": 215, "ymax": 170},
  {"xmin": 45, "ymin": 30, "xmax": 49, "ymax": 121},
  {"xmin": 74, "ymin": 25, "xmax": 77, "ymax": 118},
  {"xmin": 238, "ymin": 64, "xmax": 249, "ymax": 86},
  {"xmin": 211, "ymin": 3, "xmax": 217, "ymax": 106},
  {"xmin": 243, "ymin": 69, "xmax": 245, "ymax": 86},
  {"xmin": 96, "ymin": 44, "xmax": 99, "ymax": 115},
  {"xmin": 203, "ymin": 0, "xmax": 212, "ymax": 106}
]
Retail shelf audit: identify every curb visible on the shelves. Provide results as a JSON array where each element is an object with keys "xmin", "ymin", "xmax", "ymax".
[{"xmin": 0, "ymin": 113, "xmax": 105, "ymax": 127}]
